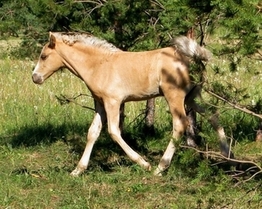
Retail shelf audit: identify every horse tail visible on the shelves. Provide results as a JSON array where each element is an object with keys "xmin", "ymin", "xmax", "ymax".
[{"xmin": 173, "ymin": 36, "xmax": 212, "ymax": 61}]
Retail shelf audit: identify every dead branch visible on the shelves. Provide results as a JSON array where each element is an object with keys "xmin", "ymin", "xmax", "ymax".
[
  {"xmin": 180, "ymin": 145, "xmax": 262, "ymax": 184},
  {"xmin": 180, "ymin": 144, "xmax": 261, "ymax": 170},
  {"xmin": 55, "ymin": 94, "xmax": 95, "ymax": 111},
  {"xmin": 55, "ymin": 94, "xmax": 153, "ymax": 128},
  {"xmin": 205, "ymin": 89, "xmax": 262, "ymax": 120},
  {"xmin": 257, "ymin": 49, "xmax": 262, "ymax": 57}
]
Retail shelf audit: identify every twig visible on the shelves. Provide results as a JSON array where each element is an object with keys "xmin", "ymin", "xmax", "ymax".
[
  {"xmin": 239, "ymin": 170, "xmax": 262, "ymax": 184},
  {"xmin": 205, "ymin": 89, "xmax": 262, "ymax": 120},
  {"xmin": 232, "ymin": 166, "xmax": 259, "ymax": 177},
  {"xmin": 181, "ymin": 144, "xmax": 262, "ymax": 185},
  {"xmin": 55, "ymin": 94, "xmax": 95, "ymax": 111}
]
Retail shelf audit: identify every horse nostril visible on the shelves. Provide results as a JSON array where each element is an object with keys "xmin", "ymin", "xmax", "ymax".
[{"xmin": 32, "ymin": 73, "xmax": 43, "ymax": 84}]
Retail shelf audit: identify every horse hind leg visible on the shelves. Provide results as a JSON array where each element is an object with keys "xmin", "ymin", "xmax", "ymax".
[
  {"xmin": 188, "ymin": 98, "xmax": 234, "ymax": 159},
  {"xmin": 185, "ymin": 84, "xmax": 234, "ymax": 158},
  {"xmin": 185, "ymin": 108, "xmax": 198, "ymax": 147},
  {"xmin": 154, "ymin": 91, "xmax": 188, "ymax": 176},
  {"xmin": 209, "ymin": 111, "xmax": 234, "ymax": 158}
]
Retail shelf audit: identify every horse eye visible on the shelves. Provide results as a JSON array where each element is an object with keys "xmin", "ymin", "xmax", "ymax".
[{"xmin": 41, "ymin": 54, "xmax": 47, "ymax": 60}]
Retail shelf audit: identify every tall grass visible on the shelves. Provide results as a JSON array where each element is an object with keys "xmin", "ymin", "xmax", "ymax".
[
  {"xmin": 0, "ymin": 59, "xmax": 93, "ymax": 145},
  {"xmin": 0, "ymin": 58, "xmax": 262, "ymax": 208}
]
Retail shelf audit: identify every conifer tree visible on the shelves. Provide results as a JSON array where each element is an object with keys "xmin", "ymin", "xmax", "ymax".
[{"xmin": 0, "ymin": 0, "xmax": 261, "ymax": 138}]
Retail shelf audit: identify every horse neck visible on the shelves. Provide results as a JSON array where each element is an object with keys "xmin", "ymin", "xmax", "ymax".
[{"xmin": 56, "ymin": 43, "xmax": 102, "ymax": 79}]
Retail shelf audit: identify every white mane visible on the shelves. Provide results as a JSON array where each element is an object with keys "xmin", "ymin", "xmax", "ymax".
[{"xmin": 52, "ymin": 32, "xmax": 121, "ymax": 52}]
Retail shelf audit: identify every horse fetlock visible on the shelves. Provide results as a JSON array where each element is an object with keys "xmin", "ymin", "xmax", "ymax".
[
  {"xmin": 158, "ymin": 158, "xmax": 171, "ymax": 171},
  {"xmin": 186, "ymin": 138, "xmax": 197, "ymax": 147},
  {"xmin": 70, "ymin": 165, "xmax": 86, "ymax": 177}
]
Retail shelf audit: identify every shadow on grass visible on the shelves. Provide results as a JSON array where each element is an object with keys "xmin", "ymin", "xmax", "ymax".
[
  {"xmin": 2, "ymin": 122, "xmax": 166, "ymax": 156},
  {"xmin": 2, "ymin": 123, "xmax": 87, "ymax": 147},
  {"xmin": 6, "ymin": 123, "xmax": 169, "ymax": 172},
  {"xmin": 5, "ymin": 121, "xmax": 260, "ymax": 180}
]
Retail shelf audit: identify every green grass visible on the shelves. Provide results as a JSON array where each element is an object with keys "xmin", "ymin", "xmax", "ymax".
[{"xmin": 1, "ymin": 58, "xmax": 262, "ymax": 208}]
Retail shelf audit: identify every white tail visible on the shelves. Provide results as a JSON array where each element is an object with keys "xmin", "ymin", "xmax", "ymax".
[{"xmin": 173, "ymin": 36, "xmax": 212, "ymax": 61}]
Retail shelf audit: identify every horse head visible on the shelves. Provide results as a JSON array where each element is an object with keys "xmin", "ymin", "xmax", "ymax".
[{"xmin": 32, "ymin": 32, "xmax": 64, "ymax": 84}]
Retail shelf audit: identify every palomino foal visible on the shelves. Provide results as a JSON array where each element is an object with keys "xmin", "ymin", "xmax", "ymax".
[{"xmin": 32, "ymin": 32, "xmax": 211, "ymax": 176}]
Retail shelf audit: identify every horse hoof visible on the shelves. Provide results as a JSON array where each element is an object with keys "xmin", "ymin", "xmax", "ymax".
[
  {"xmin": 153, "ymin": 167, "xmax": 163, "ymax": 176},
  {"xmin": 143, "ymin": 162, "xmax": 152, "ymax": 171}
]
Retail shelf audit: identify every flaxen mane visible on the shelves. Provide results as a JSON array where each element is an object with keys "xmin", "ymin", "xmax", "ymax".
[{"xmin": 52, "ymin": 32, "xmax": 121, "ymax": 52}]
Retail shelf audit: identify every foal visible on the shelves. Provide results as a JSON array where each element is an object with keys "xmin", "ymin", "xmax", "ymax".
[{"xmin": 32, "ymin": 32, "xmax": 211, "ymax": 176}]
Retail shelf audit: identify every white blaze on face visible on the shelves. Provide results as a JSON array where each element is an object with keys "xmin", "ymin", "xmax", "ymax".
[
  {"xmin": 32, "ymin": 61, "xmax": 40, "ymax": 74},
  {"xmin": 32, "ymin": 61, "xmax": 44, "ymax": 84}
]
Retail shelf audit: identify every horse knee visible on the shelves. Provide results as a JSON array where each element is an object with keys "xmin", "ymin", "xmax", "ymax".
[
  {"xmin": 87, "ymin": 124, "xmax": 102, "ymax": 141},
  {"xmin": 87, "ymin": 112, "xmax": 103, "ymax": 141},
  {"xmin": 87, "ymin": 130, "xmax": 100, "ymax": 141}
]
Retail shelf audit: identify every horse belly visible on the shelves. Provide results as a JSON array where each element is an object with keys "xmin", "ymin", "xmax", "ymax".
[
  {"xmin": 89, "ymin": 54, "xmax": 161, "ymax": 101},
  {"xmin": 126, "ymin": 91, "xmax": 161, "ymax": 102}
]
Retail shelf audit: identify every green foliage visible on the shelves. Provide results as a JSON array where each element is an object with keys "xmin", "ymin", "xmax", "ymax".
[
  {"xmin": 1, "ymin": 0, "xmax": 260, "ymax": 57},
  {"xmin": 174, "ymin": 148, "xmax": 220, "ymax": 182},
  {"xmin": 211, "ymin": 0, "xmax": 261, "ymax": 56}
]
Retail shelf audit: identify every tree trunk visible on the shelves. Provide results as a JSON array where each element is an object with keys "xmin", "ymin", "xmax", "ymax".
[
  {"xmin": 145, "ymin": 98, "xmax": 155, "ymax": 127},
  {"xmin": 144, "ymin": 98, "xmax": 155, "ymax": 134}
]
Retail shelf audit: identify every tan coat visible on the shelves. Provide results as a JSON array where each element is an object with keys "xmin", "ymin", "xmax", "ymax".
[{"xmin": 32, "ymin": 32, "xmax": 211, "ymax": 176}]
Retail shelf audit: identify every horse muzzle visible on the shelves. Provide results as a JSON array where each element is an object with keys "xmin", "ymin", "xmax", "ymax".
[{"xmin": 32, "ymin": 73, "xmax": 44, "ymax": 84}]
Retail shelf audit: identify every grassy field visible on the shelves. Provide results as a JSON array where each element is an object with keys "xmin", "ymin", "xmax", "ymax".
[{"xmin": 1, "ymin": 56, "xmax": 262, "ymax": 209}]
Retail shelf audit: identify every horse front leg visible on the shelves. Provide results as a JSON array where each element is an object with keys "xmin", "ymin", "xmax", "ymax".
[
  {"xmin": 104, "ymin": 100, "xmax": 151, "ymax": 171},
  {"xmin": 70, "ymin": 102, "xmax": 106, "ymax": 176}
]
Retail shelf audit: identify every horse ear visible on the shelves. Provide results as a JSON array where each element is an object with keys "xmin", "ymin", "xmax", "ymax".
[{"xmin": 48, "ymin": 33, "xmax": 56, "ymax": 49}]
